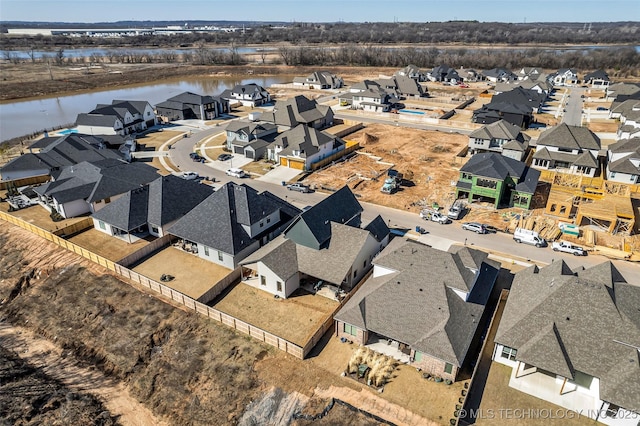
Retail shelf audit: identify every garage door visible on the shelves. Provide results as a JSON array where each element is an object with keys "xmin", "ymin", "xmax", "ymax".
[
  {"xmin": 234, "ymin": 146, "xmax": 245, "ymax": 154},
  {"xmin": 280, "ymin": 157, "xmax": 288, "ymax": 167},
  {"xmin": 245, "ymin": 149, "xmax": 254, "ymax": 159},
  {"xmin": 288, "ymin": 159, "xmax": 305, "ymax": 170}
]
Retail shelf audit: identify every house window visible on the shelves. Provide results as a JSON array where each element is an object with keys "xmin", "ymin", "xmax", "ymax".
[
  {"xmin": 104, "ymin": 197, "xmax": 111, "ymax": 204},
  {"xmin": 414, "ymin": 351, "xmax": 422, "ymax": 362},
  {"xmin": 461, "ymin": 172, "xmax": 472, "ymax": 180},
  {"xmin": 610, "ymin": 172, "xmax": 616, "ymax": 178},
  {"xmin": 260, "ymin": 275, "xmax": 266, "ymax": 286},
  {"xmin": 605, "ymin": 404, "xmax": 620, "ymax": 418},
  {"xmin": 353, "ymin": 269, "xmax": 358, "ymax": 278},
  {"xmin": 151, "ymin": 226, "xmax": 159, "ymax": 234},
  {"xmin": 267, "ymin": 218, "xmax": 271, "ymax": 224},
  {"xmin": 444, "ymin": 363, "xmax": 454, "ymax": 374},
  {"xmin": 260, "ymin": 222, "xmax": 264, "ymax": 228},
  {"xmin": 343, "ymin": 323, "xmax": 357, "ymax": 336},
  {"xmin": 363, "ymin": 260, "xmax": 367, "ymax": 269},
  {"xmin": 476, "ymin": 178, "xmax": 497, "ymax": 189},
  {"xmin": 98, "ymin": 220, "xmax": 106, "ymax": 230},
  {"xmin": 217, "ymin": 251, "xmax": 223, "ymax": 261},
  {"xmin": 277, "ymin": 281, "xmax": 283, "ymax": 292},
  {"xmin": 501, "ymin": 346, "xmax": 517, "ymax": 361}
]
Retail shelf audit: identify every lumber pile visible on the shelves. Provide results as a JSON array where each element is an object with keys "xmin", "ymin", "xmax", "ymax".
[{"xmin": 511, "ymin": 215, "xmax": 563, "ymax": 241}]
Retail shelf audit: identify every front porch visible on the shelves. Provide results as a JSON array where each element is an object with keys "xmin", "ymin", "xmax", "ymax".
[{"xmin": 508, "ymin": 363, "xmax": 601, "ymax": 417}]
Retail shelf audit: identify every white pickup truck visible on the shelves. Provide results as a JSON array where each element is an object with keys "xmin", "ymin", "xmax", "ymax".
[{"xmin": 551, "ymin": 241, "xmax": 587, "ymax": 256}]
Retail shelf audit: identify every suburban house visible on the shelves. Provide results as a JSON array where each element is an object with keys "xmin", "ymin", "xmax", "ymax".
[
  {"xmin": 225, "ymin": 120, "xmax": 277, "ymax": 159},
  {"xmin": 378, "ymin": 75, "xmax": 427, "ymax": 98},
  {"xmin": 482, "ymin": 68, "xmax": 518, "ymax": 83},
  {"xmin": 0, "ymin": 134, "xmax": 124, "ymax": 181},
  {"xmin": 468, "ymin": 120, "xmax": 531, "ymax": 161},
  {"xmin": 491, "ymin": 86, "xmax": 547, "ymax": 113},
  {"xmin": 351, "ymin": 88, "xmax": 396, "ymax": 112},
  {"xmin": 532, "ymin": 123, "xmax": 601, "ymax": 177},
  {"xmin": 606, "ymin": 138, "xmax": 640, "ymax": 184},
  {"xmin": 335, "ymin": 238, "xmax": 500, "ymax": 382},
  {"xmin": 493, "ymin": 260, "xmax": 640, "ymax": 426},
  {"xmin": 260, "ymin": 95, "xmax": 334, "ymax": 130},
  {"xmin": 267, "ymin": 124, "xmax": 346, "ymax": 170},
  {"xmin": 584, "ymin": 70, "xmax": 610, "ymax": 89},
  {"xmin": 76, "ymin": 100, "xmax": 157, "ymax": 136},
  {"xmin": 293, "ymin": 71, "xmax": 343, "ymax": 89},
  {"xmin": 516, "ymin": 67, "xmax": 544, "ymax": 81},
  {"xmin": 548, "ymin": 68, "xmax": 579, "ymax": 86},
  {"xmin": 221, "ymin": 83, "xmax": 271, "ymax": 107},
  {"xmin": 494, "ymin": 80, "xmax": 553, "ymax": 97},
  {"xmin": 240, "ymin": 186, "xmax": 390, "ymax": 298},
  {"xmin": 455, "ymin": 152, "xmax": 541, "ymax": 209},
  {"xmin": 394, "ymin": 64, "xmax": 426, "ymax": 82},
  {"xmin": 614, "ymin": 102, "xmax": 640, "ymax": 141},
  {"xmin": 155, "ymin": 91, "xmax": 229, "ymax": 121},
  {"xmin": 608, "ymin": 84, "xmax": 640, "ymax": 111},
  {"xmin": 426, "ymin": 65, "xmax": 461, "ymax": 83},
  {"xmin": 92, "ymin": 174, "xmax": 214, "ymax": 242},
  {"xmin": 168, "ymin": 182, "xmax": 301, "ymax": 269},
  {"xmin": 33, "ymin": 159, "xmax": 159, "ymax": 219},
  {"xmin": 472, "ymin": 102, "xmax": 534, "ymax": 129}
]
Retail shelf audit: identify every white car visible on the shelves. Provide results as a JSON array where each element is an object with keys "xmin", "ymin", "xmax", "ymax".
[
  {"xmin": 181, "ymin": 171, "xmax": 199, "ymax": 180},
  {"xmin": 552, "ymin": 241, "xmax": 587, "ymax": 256},
  {"xmin": 429, "ymin": 212, "xmax": 450, "ymax": 224},
  {"xmin": 226, "ymin": 168, "xmax": 246, "ymax": 178}
]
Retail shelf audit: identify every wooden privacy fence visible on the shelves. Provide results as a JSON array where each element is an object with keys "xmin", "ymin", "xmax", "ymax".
[
  {"xmin": 52, "ymin": 217, "xmax": 94, "ymax": 237},
  {"xmin": 0, "ymin": 211, "xmax": 117, "ymax": 272},
  {"xmin": 116, "ymin": 234, "xmax": 176, "ymax": 267},
  {"xmin": 196, "ymin": 267, "xmax": 241, "ymax": 304},
  {"xmin": 1, "ymin": 211, "xmax": 308, "ymax": 359},
  {"xmin": 0, "ymin": 175, "xmax": 49, "ymax": 190}
]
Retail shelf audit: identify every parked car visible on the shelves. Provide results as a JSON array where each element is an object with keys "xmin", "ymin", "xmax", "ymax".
[
  {"xmin": 181, "ymin": 171, "xmax": 199, "ymax": 180},
  {"xmin": 429, "ymin": 212, "xmax": 450, "ymax": 224},
  {"xmin": 190, "ymin": 153, "xmax": 204, "ymax": 162},
  {"xmin": 217, "ymin": 153, "xmax": 233, "ymax": 161},
  {"xmin": 287, "ymin": 183, "xmax": 311, "ymax": 193},
  {"xmin": 552, "ymin": 241, "xmax": 587, "ymax": 256},
  {"xmin": 596, "ymin": 107, "xmax": 608, "ymax": 111},
  {"xmin": 447, "ymin": 201, "xmax": 465, "ymax": 220},
  {"xmin": 226, "ymin": 168, "xmax": 246, "ymax": 178},
  {"xmin": 462, "ymin": 222, "xmax": 487, "ymax": 234}
]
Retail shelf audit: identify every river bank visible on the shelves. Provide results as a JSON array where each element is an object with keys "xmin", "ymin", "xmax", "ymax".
[{"xmin": 0, "ymin": 62, "xmax": 393, "ymax": 102}]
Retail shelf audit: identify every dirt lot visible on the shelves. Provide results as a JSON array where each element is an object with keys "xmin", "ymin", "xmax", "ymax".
[
  {"xmin": 132, "ymin": 246, "xmax": 233, "ymax": 300},
  {"xmin": 214, "ymin": 282, "xmax": 338, "ymax": 347},
  {"xmin": 304, "ymin": 123, "xmax": 468, "ymax": 213},
  {"xmin": 0, "ymin": 202, "xmax": 88, "ymax": 232}
]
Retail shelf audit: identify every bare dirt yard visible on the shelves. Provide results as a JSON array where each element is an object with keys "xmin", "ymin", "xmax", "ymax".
[
  {"xmin": 0, "ymin": 217, "xmax": 484, "ymax": 425},
  {"xmin": 304, "ymin": 123, "xmax": 468, "ymax": 213}
]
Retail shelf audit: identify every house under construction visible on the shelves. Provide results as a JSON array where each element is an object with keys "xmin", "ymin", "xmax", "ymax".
[{"xmin": 541, "ymin": 171, "xmax": 636, "ymax": 235}]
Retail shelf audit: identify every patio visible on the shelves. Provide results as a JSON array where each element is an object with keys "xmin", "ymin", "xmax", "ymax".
[
  {"xmin": 365, "ymin": 335, "xmax": 411, "ymax": 364},
  {"xmin": 132, "ymin": 246, "xmax": 232, "ymax": 300}
]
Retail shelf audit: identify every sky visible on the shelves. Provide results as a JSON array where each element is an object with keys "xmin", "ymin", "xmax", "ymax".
[{"xmin": 1, "ymin": 0, "xmax": 639, "ymax": 23}]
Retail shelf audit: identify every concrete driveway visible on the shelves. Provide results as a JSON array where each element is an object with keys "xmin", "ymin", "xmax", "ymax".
[{"xmin": 256, "ymin": 165, "xmax": 303, "ymax": 185}]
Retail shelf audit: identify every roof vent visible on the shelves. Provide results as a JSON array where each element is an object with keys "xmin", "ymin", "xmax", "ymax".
[
  {"xmin": 397, "ymin": 281, "xmax": 401, "ymax": 285},
  {"xmin": 419, "ymin": 288, "xmax": 423, "ymax": 292},
  {"xmin": 566, "ymin": 317, "xmax": 570, "ymax": 321}
]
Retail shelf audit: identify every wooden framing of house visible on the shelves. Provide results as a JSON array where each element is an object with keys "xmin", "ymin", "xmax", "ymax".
[{"xmin": 575, "ymin": 196, "xmax": 635, "ymax": 235}]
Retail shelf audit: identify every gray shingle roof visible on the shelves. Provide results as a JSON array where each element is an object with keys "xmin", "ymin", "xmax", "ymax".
[
  {"xmin": 38, "ymin": 160, "xmax": 159, "ymax": 205},
  {"xmin": 260, "ymin": 95, "xmax": 333, "ymax": 128},
  {"xmin": 276, "ymin": 124, "xmax": 343, "ymax": 158},
  {"xmin": 495, "ymin": 261, "xmax": 640, "ymax": 413},
  {"xmin": 536, "ymin": 123, "xmax": 601, "ymax": 151},
  {"xmin": 92, "ymin": 174, "xmax": 214, "ymax": 231},
  {"xmin": 285, "ymin": 185, "xmax": 362, "ymax": 248},
  {"xmin": 168, "ymin": 182, "xmax": 299, "ymax": 255},
  {"xmin": 335, "ymin": 239, "xmax": 499, "ymax": 367}
]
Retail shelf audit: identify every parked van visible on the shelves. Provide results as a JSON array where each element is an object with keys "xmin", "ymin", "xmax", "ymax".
[
  {"xmin": 226, "ymin": 168, "xmax": 246, "ymax": 178},
  {"xmin": 513, "ymin": 228, "xmax": 546, "ymax": 247}
]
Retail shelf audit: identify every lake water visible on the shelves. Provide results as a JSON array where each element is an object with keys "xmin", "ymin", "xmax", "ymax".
[{"xmin": 0, "ymin": 75, "xmax": 292, "ymax": 142}]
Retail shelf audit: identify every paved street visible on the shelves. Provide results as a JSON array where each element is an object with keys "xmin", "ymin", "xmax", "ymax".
[
  {"xmin": 560, "ymin": 86, "xmax": 586, "ymax": 126},
  {"xmin": 165, "ymin": 106, "xmax": 640, "ymax": 280}
]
